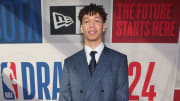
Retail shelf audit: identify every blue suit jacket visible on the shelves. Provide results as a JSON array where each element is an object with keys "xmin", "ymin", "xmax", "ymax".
[{"xmin": 59, "ymin": 47, "xmax": 129, "ymax": 101}]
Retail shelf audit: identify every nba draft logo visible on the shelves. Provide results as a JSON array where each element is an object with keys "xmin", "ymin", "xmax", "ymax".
[{"xmin": 1, "ymin": 62, "xmax": 18, "ymax": 100}]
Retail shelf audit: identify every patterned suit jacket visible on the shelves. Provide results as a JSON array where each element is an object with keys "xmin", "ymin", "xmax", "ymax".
[{"xmin": 59, "ymin": 47, "xmax": 129, "ymax": 101}]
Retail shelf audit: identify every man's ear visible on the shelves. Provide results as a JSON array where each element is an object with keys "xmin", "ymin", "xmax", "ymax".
[
  {"xmin": 103, "ymin": 24, "xmax": 106, "ymax": 32},
  {"xmin": 80, "ymin": 25, "xmax": 84, "ymax": 33}
]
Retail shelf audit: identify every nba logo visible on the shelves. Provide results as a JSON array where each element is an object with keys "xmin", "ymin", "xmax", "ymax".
[{"xmin": 1, "ymin": 62, "xmax": 18, "ymax": 99}]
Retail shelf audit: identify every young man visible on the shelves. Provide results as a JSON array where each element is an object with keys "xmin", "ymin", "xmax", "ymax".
[{"xmin": 59, "ymin": 3, "xmax": 129, "ymax": 101}]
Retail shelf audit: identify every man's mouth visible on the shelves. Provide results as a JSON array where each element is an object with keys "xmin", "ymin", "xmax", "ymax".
[{"xmin": 88, "ymin": 30, "xmax": 97, "ymax": 35}]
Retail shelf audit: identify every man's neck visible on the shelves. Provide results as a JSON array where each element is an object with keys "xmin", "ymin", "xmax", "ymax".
[{"xmin": 85, "ymin": 40, "xmax": 102, "ymax": 49}]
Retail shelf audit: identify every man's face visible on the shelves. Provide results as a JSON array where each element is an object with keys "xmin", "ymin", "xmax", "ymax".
[{"xmin": 80, "ymin": 13, "xmax": 105, "ymax": 43}]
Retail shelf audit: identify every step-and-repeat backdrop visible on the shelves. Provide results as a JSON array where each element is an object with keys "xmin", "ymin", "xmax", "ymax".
[{"xmin": 0, "ymin": 0, "xmax": 179, "ymax": 101}]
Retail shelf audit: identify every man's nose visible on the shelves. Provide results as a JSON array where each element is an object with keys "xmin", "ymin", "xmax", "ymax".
[{"xmin": 89, "ymin": 21, "xmax": 95, "ymax": 27}]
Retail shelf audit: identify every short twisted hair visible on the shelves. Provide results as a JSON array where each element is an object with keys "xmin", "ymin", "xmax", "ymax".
[{"xmin": 78, "ymin": 3, "xmax": 107, "ymax": 24}]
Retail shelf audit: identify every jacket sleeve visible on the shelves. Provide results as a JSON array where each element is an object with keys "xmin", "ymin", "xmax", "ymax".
[
  {"xmin": 59, "ymin": 60, "xmax": 72, "ymax": 101},
  {"xmin": 115, "ymin": 55, "xmax": 129, "ymax": 101}
]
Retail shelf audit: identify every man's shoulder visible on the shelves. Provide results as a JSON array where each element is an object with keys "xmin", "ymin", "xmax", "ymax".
[
  {"xmin": 105, "ymin": 47, "xmax": 127, "ymax": 58},
  {"xmin": 64, "ymin": 49, "xmax": 84, "ymax": 62}
]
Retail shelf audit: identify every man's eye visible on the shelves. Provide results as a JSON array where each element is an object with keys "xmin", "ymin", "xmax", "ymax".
[
  {"xmin": 96, "ymin": 20, "xmax": 100, "ymax": 23},
  {"xmin": 84, "ymin": 21, "xmax": 88, "ymax": 23}
]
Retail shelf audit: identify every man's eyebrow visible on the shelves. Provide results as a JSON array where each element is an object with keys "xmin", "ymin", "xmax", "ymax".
[
  {"xmin": 83, "ymin": 17, "xmax": 88, "ymax": 19},
  {"xmin": 83, "ymin": 16, "xmax": 101, "ymax": 19},
  {"xmin": 95, "ymin": 17, "xmax": 101, "ymax": 19}
]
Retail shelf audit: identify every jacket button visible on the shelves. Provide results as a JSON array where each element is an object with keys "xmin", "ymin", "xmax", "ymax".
[
  {"xmin": 101, "ymin": 89, "xmax": 104, "ymax": 93},
  {"xmin": 80, "ymin": 90, "xmax": 83, "ymax": 93}
]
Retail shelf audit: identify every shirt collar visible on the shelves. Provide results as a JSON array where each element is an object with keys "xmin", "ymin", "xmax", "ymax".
[
  {"xmin": 84, "ymin": 42, "xmax": 104, "ymax": 55},
  {"xmin": 84, "ymin": 42, "xmax": 104, "ymax": 64}
]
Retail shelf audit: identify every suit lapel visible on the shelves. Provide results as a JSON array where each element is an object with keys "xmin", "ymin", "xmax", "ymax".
[
  {"xmin": 76, "ymin": 49, "xmax": 91, "ymax": 84},
  {"xmin": 85, "ymin": 47, "xmax": 112, "ymax": 99}
]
